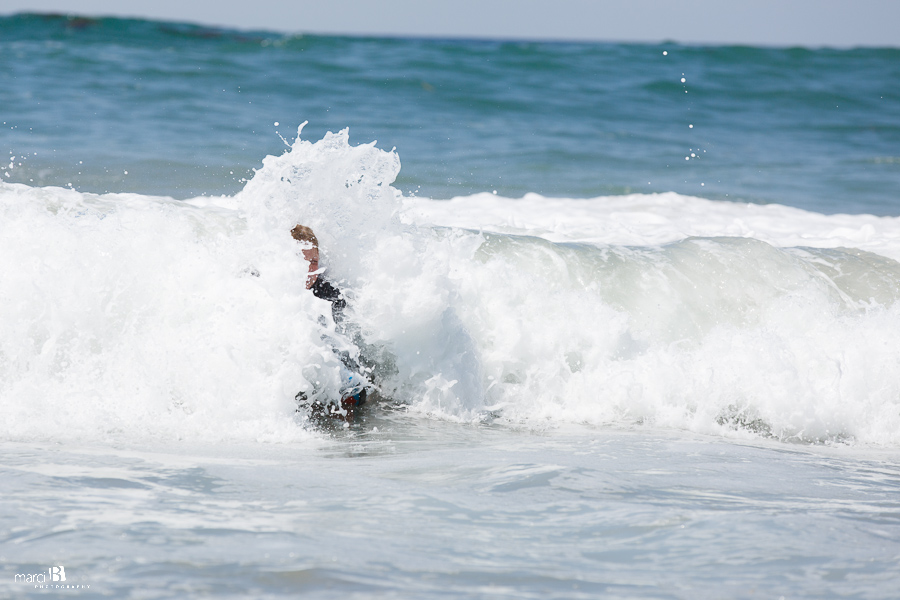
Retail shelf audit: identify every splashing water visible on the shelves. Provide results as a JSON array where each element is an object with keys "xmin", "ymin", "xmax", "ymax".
[{"xmin": 3, "ymin": 127, "xmax": 900, "ymax": 445}]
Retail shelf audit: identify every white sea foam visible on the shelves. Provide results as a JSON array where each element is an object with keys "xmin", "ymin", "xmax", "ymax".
[
  {"xmin": 2, "ymin": 127, "xmax": 900, "ymax": 445},
  {"xmin": 402, "ymin": 192, "xmax": 900, "ymax": 260},
  {"xmin": 402, "ymin": 194, "xmax": 900, "ymax": 444}
]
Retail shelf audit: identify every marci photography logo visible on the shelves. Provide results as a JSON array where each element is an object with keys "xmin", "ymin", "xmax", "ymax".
[{"xmin": 13, "ymin": 566, "xmax": 90, "ymax": 589}]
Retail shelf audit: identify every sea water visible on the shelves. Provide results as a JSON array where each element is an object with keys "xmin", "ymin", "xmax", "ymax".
[{"xmin": 1, "ymin": 13, "xmax": 900, "ymax": 599}]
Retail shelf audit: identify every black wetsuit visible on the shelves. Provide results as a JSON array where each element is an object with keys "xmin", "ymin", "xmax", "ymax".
[
  {"xmin": 310, "ymin": 275, "xmax": 367, "ymax": 408},
  {"xmin": 311, "ymin": 276, "xmax": 346, "ymax": 324}
]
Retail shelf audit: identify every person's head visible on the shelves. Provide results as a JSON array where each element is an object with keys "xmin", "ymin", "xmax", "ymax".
[{"xmin": 291, "ymin": 224, "xmax": 320, "ymax": 289}]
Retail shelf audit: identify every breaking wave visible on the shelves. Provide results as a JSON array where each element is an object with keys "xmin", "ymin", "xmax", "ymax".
[{"xmin": 2, "ymin": 126, "xmax": 900, "ymax": 445}]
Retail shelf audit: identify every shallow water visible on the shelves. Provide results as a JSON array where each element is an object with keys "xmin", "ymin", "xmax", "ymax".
[{"xmin": 4, "ymin": 412, "xmax": 900, "ymax": 599}]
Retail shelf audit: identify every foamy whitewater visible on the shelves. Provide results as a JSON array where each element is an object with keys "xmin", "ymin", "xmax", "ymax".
[
  {"xmin": 3, "ymin": 127, "xmax": 900, "ymax": 447},
  {"xmin": 3, "ymin": 15, "xmax": 900, "ymax": 599}
]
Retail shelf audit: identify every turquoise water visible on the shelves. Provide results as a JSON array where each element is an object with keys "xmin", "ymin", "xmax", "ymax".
[
  {"xmin": 3, "ymin": 12, "xmax": 900, "ymax": 600},
  {"xmin": 2, "ymin": 13, "xmax": 899, "ymax": 212}
]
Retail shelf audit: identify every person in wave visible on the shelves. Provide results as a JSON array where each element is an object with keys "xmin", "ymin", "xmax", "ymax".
[
  {"xmin": 292, "ymin": 224, "xmax": 346, "ymax": 322},
  {"xmin": 291, "ymin": 224, "xmax": 367, "ymax": 418}
]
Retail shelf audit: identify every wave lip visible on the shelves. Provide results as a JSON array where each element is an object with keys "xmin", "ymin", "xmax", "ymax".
[{"xmin": 403, "ymin": 192, "xmax": 900, "ymax": 258}]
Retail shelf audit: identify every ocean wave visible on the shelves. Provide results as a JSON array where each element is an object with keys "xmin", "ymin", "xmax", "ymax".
[{"xmin": 2, "ymin": 127, "xmax": 899, "ymax": 445}]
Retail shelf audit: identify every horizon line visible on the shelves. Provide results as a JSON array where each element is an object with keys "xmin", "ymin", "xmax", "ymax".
[{"xmin": 4, "ymin": 10, "xmax": 899, "ymax": 51}]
